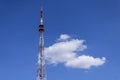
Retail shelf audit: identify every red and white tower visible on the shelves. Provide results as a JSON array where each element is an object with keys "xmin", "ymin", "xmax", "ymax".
[{"xmin": 37, "ymin": 8, "xmax": 46, "ymax": 80}]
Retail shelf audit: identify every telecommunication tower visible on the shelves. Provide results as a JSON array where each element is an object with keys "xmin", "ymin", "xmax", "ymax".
[{"xmin": 37, "ymin": 8, "xmax": 47, "ymax": 80}]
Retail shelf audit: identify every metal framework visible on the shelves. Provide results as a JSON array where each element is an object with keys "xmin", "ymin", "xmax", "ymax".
[{"xmin": 37, "ymin": 8, "xmax": 46, "ymax": 80}]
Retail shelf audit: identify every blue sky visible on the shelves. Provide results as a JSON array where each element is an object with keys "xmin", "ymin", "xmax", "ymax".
[{"xmin": 0, "ymin": 0, "xmax": 120, "ymax": 80}]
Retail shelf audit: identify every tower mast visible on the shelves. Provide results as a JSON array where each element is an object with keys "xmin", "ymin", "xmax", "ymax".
[{"xmin": 37, "ymin": 8, "xmax": 46, "ymax": 80}]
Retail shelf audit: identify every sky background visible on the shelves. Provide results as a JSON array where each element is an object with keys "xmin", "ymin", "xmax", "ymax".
[{"xmin": 0, "ymin": 0, "xmax": 120, "ymax": 80}]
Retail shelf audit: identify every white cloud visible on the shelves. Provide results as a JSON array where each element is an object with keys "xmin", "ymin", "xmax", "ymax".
[
  {"xmin": 58, "ymin": 34, "xmax": 70, "ymax": 41},
  {"xmin": 65, "ymin": 55, "xmax": 106, "ymax": 69},
  {"xmin": 44, "ymin": 34, "xmax": 106, "ymax": 69}
]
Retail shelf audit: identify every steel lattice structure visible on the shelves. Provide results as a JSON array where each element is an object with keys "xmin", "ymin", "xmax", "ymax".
[{"xmin": 37, "ymin": 8, "xmax": 46, "ymax": 80}]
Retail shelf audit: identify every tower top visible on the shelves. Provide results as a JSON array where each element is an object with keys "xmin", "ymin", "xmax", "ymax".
[
  {"xmin": 40, "ymin": 7, "xmax": 43, "ymax": 25},
  {"xmin": 39, "ymin": 7, "xmax": 44, "ymax": 32}
]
